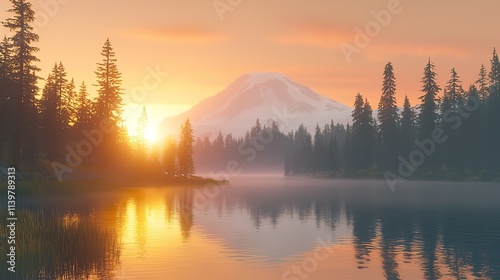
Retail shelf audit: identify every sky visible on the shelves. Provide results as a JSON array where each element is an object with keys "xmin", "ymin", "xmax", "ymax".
[{"xmin": 2, "ymin": 0, "xmax": 500, "ymax": 141}]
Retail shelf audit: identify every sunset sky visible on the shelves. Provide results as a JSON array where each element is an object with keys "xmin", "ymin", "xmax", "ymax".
[{"xmin": 2, "ymin": 0, "xmax": 500, "ymax": 139}]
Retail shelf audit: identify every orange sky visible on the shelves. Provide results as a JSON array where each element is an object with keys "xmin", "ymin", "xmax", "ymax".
[{"xmin": 2, "ymin": 0, "xmax": 500, "ymax": 138}]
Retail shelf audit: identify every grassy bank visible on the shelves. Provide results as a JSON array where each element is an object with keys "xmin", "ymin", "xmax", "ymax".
[{"xmin": 0, "ymin": 209, "xmax": 120, "ymax": 280}]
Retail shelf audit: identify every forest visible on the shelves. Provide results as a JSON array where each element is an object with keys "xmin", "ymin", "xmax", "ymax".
[
  {"xmin": 195, "ymin": 57, "xmax": 500, "ymax": 181},
  {"xmin": 0, "ymin": 0, "xmax": 195, "ymax": 182},
  {"xmin": 1, "ymin": 0, "xmax": 499, "ymax": 183}
]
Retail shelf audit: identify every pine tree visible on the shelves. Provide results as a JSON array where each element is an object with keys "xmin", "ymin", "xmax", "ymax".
[
  {"xmin": 377, "ymin": 62, "xmax": 400, "ymax": 168},
  {"xmin": 441, "ymin": 68, "xmax": 465, "ymax": 169},
  {"xmin": 361, "ymin": 98, "xmax": 376, "ymax": 169},
  {"xmin": 94, "ymin": 38, "xmax": 123, "ymax": 127},
  {"xmin": 0, "ymin": 37, "xmax": 14, "ymax": 161},
  {"xmin": 135, "ymin": 106, "xmax": 148, "ymax": 158},
  {"xmin": 344, "ymin": 124, "xmax": 352, "ymax": 175},
  {"xmin": 476, "ymin": 64, "xmax": 489, "ymax": 101},
  {"xmin": 489, "ymin": 48, "xmax": 500, "ymax": 88},
  {"xmin": 40, "ymin": 71, "xmax": 60, "ymax": 159},
  {"xmin": 441, "ymin": 67, "xmax": 464, "ymax": 114},
  {"xmin": 462, "ymin": 85, "xmax": 483, "ymax": 170},
  {"xmin": 162, "ymin": 136, "xmax": 177, "ymax": 176},
  {"xmin": 55, "ymin": 62, "xmax": 68, "ymax": 125},
  {"xmin": 65, "ymin": 78, "xmax": 76, "ymax": 126},
  {"xmin": 74, "ymin": 81, "xmax": 91, "ymax": 134},
  {"xmin": 400, "ymin": 96, "xmax": 416, "ymax": 157},
  {"xmin": 351, "ymin": 94, "xmax": 376, "ymax": 170},
  {"xmin": 487, "ymin": 48, "xmax": 500, "ymax": 170},
  {"xmin": 178, "ymin": 119, "xmax": 195, "ymax": 177},
  {"xmin": 313, "ymin": 124, "xmax": 325, "ymax": 173},
  {"xmin": 418, "ymin": 58, "xmax": 441, "ymax": 139},
  {"xmin": 250, "ymin": 118, "xmax": 262, "ymax": 138},
  {"xmin": 92, "ymin": 39, "xmax": 124, "ymax": 164},
  {"xmin": 3, "ymin": 0, "xmax": 41, "ymax": 167}
]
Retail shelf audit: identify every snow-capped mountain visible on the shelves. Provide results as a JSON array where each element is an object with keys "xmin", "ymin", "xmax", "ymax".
[{"xmin": 159, "ymin": 72, "xmax": 352, "ymax": 139}]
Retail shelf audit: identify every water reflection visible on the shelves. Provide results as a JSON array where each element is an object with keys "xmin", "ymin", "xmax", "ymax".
[
  {"xmin": 7, "ymin": 178, "xmax": 500, "ymax": 279},
  {"xmin": 194, "ymin": 178, "xmax": 500, "ymax": 279}
]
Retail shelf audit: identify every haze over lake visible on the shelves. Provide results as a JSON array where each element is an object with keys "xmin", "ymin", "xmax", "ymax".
[{"xmin": 5, "ymin": 176, "xmax": 499, "ymax": 280}]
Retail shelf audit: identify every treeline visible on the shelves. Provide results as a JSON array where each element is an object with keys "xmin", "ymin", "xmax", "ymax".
[
  {"xmin": 196, "ymin": 54, "xmax": 500, "ymax": 180},
  {"xmin": 0, "ymin": 0, "xmax": 195, "ymax": 180},
  {"xmin": 287, "ymin": 56, "xmax": 500, "ymax": 179},
  {"xmin": 0, "ymin": 0, "xmax": 129, "ymax": 172},
  {"xmin": 194, "ymin": 119, "xmax": 289, "ymax": 173}
]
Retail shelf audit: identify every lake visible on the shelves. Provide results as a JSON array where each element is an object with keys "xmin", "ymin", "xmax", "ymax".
[{"xmin": 3, "ymin": 176, "xmax": 500, "ymax": 279}]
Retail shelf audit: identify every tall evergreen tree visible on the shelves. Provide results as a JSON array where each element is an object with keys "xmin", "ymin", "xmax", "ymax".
[
  {"xmin": 441, "ymin": 67, "xmax": 465, "ymax": 169},
  {"xmin": 93, "ymin": 39, "xmax": 124, "ymax": 164},
  {"xmin": 40, "ymin": 71, "xmax": 60, "ymax": 159},
  {"xmin": 418, "ymin": 58, "xmax": 441, "ymax": 139},
  {"xmin": 313, "ymin": 124, "xmax": 326, "ymax": 173},
  {"xmin": 441, "ymin": 67, "xmax": 464, "ymax": 114},
  {"xmin": 74, "ymin": 81, "xmax": 91, "ymax": 134},
  {"xmin": 351, "ymin": 94, "xmax": 376, "ymax": 170},
  {"xmin": 476, "ymin": 63, "xmax": 489, "ymax": 101},
  {"xmin": 361, "ymin": 98, "xmax": 376, "ymax": 169},
  {"xmin": 162, "ymin": 136, "xmax": 177, "ymax": 176},
  {"xmin": 0, "ymin": 37, "xmax": 14, "ymax": 161},
  {"xmin": 3, "ymin": 0, "xmax": 40, "ymax": 167},
  {"xmin": 377, "ymin": 62, "xmax": 400, "ymax": 168},
  {"xmin": 94, "ymin": 38, "xmax": 123, "ymax": 127},
  {"xmin": 462, "ymin": 85, "xmax": 483, "ymax": 170},
  {"xmin": 487, "ymin": 48, "xmax": 500, "ymax": 170},
  {"xmin": 65, "ymin": 78, "xmax": 76, "ymax": 126},
  {"xmin": 400, "ymin": 96, "xmax": 416, "ymax": 157},
  {"xmin": 178, "ymin": 119, "xmax": 195, "ymax": 177},
  {"xmin": 135, "ymin": 106, "xmax": 148, "ymax": 158}
]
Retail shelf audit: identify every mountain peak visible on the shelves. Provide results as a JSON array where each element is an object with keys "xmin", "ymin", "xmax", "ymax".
[
  {"xmin": 160, "ymin": 73, "xmax": 352, "ymax": 139},
  {"xmin": 240, "ymin": 72, "xmax": 291, "ymax": 83}
]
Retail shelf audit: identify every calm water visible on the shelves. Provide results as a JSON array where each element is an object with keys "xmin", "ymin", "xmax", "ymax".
[{"xmin": 6, "ymin": 176, "xmax": 500, "ymax": 279}]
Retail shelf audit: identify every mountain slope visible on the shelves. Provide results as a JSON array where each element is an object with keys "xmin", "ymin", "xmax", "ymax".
[{"xmin": 159, "ymin": 72, "xmax": 352, "ymax": 139}]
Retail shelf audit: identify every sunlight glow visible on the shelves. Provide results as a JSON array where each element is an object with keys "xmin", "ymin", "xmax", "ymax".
[{"xmin": 145, "ymin": 127, "xmax": 157, "ymax": 144}]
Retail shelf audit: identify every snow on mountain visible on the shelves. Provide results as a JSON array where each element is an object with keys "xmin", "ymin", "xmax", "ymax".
[{"xmin": 159, "ymin": 72, "xmax": 352, "ymax": 139}]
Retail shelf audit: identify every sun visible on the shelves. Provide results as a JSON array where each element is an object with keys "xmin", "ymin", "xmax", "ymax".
[{"xmin": 144, "ymin": 127, "xmax": 158, "ymax": 144}]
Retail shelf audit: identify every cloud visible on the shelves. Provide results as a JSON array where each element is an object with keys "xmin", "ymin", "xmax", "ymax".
[
  {"xmin": 126, "ymin": 25, "xmax": 226, "ymax": 44},
  {"xmin": 271, "ymin": 20, "xmax": 354, "ymax": 49}
]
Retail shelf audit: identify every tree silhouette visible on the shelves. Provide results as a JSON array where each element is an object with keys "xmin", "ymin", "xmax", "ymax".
[
  {"xmin": 0, "ymin": 37, "xmax": 14, "ymax": 162},
  {"xmin": 162, "ymin": 136, "xmax": 177, "ymax": 176},
  {"xmin": 178, "ymin": 119, "xmax": 195, "ymax": 177},
  {"xmin": 94, "ymin": 39, "xmax": 123, "ymax": 126},
  {"xmin": 400, "ymin": 95, "xmax": 416, "ymax": 158},
  {"xmin": 441, "ymin": 67, "xmax": 465, "ymax": 170},
  {"xmin": 418, "ymin": 59, "xmax": 441, "ymax": 140},
  {"xmin": 377, "ymin": 62, "xmax": 400, "ymax": 169},
  {"xmin": 3, "ymin": 0, "xmax": 40, "ymax": 168},
  {"xmin": 487, "ymin": 48, "xmax": 500, "ymax": 170},
  {"xmin": 92, "ymin": 39, "xmax": 124, "ymax": 165},
  {"xmin": 74, "ymin": 81, "xmax": 92, "ymax": 134},
  {"xmin": 135, "ymin": 106, "xmax": 148, "ymax": 158},
  {"xmin": 476, "ymin": 64, "xmax": 489, "ymax": 101}
]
